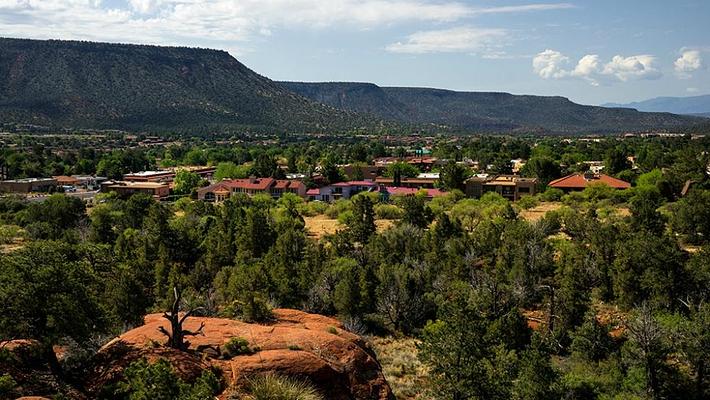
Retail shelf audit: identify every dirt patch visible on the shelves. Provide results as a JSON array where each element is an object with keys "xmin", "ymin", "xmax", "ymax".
[
  {"xmin": 519, "ymin": 202, "xmax": 563, "ymax": 222},
  {"xmin": 304, "ymin": 215, "xmax": 394, "ymax": 239}
]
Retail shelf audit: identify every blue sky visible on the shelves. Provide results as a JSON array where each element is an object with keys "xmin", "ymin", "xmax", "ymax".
[{"xmin": 0, "ymin": 1, "xmax": 707, "ymax": 105}]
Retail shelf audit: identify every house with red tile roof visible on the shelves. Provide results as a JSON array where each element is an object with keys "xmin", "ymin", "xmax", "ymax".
[
  {"xmin": 548, "ymin": 172, "xmax": 631, "ymax": 191},
  {"xmin": 197, "ymin": 177, "xmax": 306, "ymax": 201}
]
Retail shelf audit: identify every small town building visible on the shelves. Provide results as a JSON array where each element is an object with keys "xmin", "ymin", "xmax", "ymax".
[
  {"xmin": 197, "ymin": 177, "xmax": 306, "ymax": 201},
  {"xmin": 466, "ymin": 175, "xmax": 538, "ymax": 201},
  {"xmin": 100, "ymin": 181, "xmax": 170, "ymax": 199},
  {"xmin": 548, "ymin": 172, "xmax": 631, "ymax": 192},
  {"xmin": 0, "ymin": 178, "xmax": 57, "ymax": 193},
  {"xmin": 306, "ymin": 181, "xmax": 377, "ymax": 202},
  {"xmin": 124, "ymin": 166, "xmax": 216, "ymax": 183}
]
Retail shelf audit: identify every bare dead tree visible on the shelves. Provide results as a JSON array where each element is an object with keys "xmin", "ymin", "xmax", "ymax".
[
  {"xmin": 627, "ymin": 303, "xmax": 665, "ymax": 399},
  {"xmin": 158, "ymin": 287, "xmax": 205, "ymax": 351}
]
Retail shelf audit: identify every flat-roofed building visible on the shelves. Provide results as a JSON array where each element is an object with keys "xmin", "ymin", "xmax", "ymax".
[
  {"xmin": 101, "ymin": 181, "xmax": 170, "ymax": 199},
  {"xmin": 0, "ymin": 178, "xmax": 57, "ymax": 193},
  {"xmin": 124, "ymin": 166, "xmax": 216, "ymax": 183},
  {"xmin": 466, "ymin": 175, "xmax": 538, "ymax": 201}
]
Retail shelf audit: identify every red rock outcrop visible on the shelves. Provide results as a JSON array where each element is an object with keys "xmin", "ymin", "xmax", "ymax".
[{"xmin": 85, "ymin": 309, "xmax": 394, "ymax": 400}]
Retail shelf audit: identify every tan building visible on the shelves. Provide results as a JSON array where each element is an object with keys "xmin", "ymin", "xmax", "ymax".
[
  {"xmin": 197, "ymin": 177, "xmax": 307, "ymax": 201},
  {"xmin": 0, "ymin": 178, "xmax": 57, "ymax": 193},
  {"xmin": 101, "ymin": 181, "xmax": 170, "ymax": 199},
  {"xmin": 466, "ymin": 175, "xmax": 537, "ymax": 201}
]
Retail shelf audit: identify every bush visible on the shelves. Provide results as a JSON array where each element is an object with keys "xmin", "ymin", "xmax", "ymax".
[
  {"xmin": 325, "ymin": 199, "xmax": 352, "ymax": 219},
  {"xmin": 224, "ymin": 337, "xmax": 255, "ymax": 357},
  {"xmin": 374, "ymin": 204, "xmax": 404, "ymax": 220},
  {"xmin": 0, "ymin": 374, "xmax": 16, "ymax": 397},
  {"xmin": 232, "ymin": 373, "xmax": 323, "ymax": 400},
  {"xmin": 298, "ymin": 201, "xmax": 328, "ymax": 217},
  {"xmin": 114, "ymin": 358, "xmax": 220, "ymax": 400},
  {"xmin": 222, "ymin": 293, "xmax": 274, "ymax": 323},
  {"xmin": 0, "ymin": 224, "xmax": 24, "ymax": 245},
  {"xmin": 516, "ymin": 195, "xmax": 539, "ymax": 210},
  {"xmin": 540, "ymin": 188, "xmax": 564, "ymax": 202}
]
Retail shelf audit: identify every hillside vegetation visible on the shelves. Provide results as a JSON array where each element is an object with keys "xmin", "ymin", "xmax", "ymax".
[
  {"xmin": 0, "ymin": 38, "xmax": 380, "ymax": 133},
  {"xmin": 281, "ymin": 81, "xmax": 702, "ymax": 134}
]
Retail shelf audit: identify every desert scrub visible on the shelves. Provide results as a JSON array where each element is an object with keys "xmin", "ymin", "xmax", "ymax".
[
  {"xmin": 374, "ymin": 203, "xmax": 404, "ymax": 220},
  {"xmin": 231, "ymin": 373, "xmax": 323, "ymax": 400},
  {"xmin": 326, "ymin": 326, "xmax": 338, "ymax": 335},
  {"xmin": 371, "ymin": 337, "xmax": 428, "ymax": 400},
  {"xmin": 224, "ymin": 337, "xmax": 255, "ymax": 357}
]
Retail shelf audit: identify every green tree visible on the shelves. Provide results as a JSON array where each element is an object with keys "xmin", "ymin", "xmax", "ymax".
[
  {"xmin": 629, "ymin": 185, "xmax": 665, "ymax": 235},
  {"xmin": 670, "ymin": 189, "xmax": 710, "ymax": 244},
  {"xmin": 0, "ymin": 242, "xmax": 105, "ymax": 376},
  {"xmin": 384, "ymin": 162, "xmax": 419, "ymax": 179},
  {"xmin": 398, "ymin": 195, "xmax": 433, "ymax": 229},
  {"xmin": 115, "ymin": 358, "xmax": 219, "ymax": 400},
  {"xmin": 604, "ymin": 148, "xmax": 632, "ymax": 176},
  {"xmin": 347, "ymin": 195, "xmax": 376, "ymax": 244},
  {"xmin": 418, "ymin": 285, "xmax": 517, "ymax": 400},
  {"xmin": 213, "ymin": 161, "xmax": 250, "ymax": 181},
  {"xmin": 520, "ymin": 157, "xmax": 561, "ymax": 186},
  {"xmin": 173, "ymin": 170, "xmax": 204, "ymax": 196},
  {"xmin": 439, "ymin": 161, "xmax": 470, "ymax": 192}
]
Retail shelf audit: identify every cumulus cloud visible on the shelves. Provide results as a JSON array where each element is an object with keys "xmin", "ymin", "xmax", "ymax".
[
  {"xmin": 674, "ymin": 50, "xmax": 703, "ymax": 78},
  {"xmin": 532, "ymin": 49, "xmax": 569, "ymax": 79},
  {"xmin": 0, "ymin": 1, "xmax": 575, "ymax": 54},
  {"xmin": 386, "ymin": 27, "xmax": 507, "ymax": 54},
  {"xmin": 533, "ymin": 49, "xmax": 662, "ymax": 85},
  {"xmin": 601, "ymin": 55, "xmax": 662, "ymax": 81}
]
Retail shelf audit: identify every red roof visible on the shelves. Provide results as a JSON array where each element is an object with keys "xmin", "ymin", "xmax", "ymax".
[
  {"xmin": 548, "ymin": 173, "xmax": 631, "ymax": 189},
  {"xmin": 306, "ymin": 188, "xmax": 319, "ymax": 196}
]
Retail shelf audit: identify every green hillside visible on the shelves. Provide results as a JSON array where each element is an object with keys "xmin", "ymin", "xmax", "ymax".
[
  {"xmin": 281, "ymin": 82, "xmax": 703, "ymax": 134},
  {"xmin": 0, "ymin": 38, "xmax": 378, "ymax": 133}
]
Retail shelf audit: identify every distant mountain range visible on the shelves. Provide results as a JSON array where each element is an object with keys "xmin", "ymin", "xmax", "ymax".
[
  {"xmin": 0, "ymin": 37, "xmax": 703, "ymax": 134},
  {"xmin": 603, "ymin": 94, "xmax": 710, "ymax": 115},
  {"xmin": 282, "ymin": 82, "xmax": 701, "ymax": 134}
]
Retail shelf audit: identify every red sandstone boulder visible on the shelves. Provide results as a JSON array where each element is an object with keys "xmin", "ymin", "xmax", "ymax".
[{"xmin": 85, "ymin": 309, "xmax": 394, "ymax": 400}]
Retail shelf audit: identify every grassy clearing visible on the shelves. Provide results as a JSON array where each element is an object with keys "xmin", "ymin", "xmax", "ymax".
[{"xmin": 370, "ymin": 337, "xmax": 428, "ymax": 400}]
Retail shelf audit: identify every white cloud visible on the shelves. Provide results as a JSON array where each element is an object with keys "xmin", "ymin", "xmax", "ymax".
[
  {"xmin": 601, "ymin": 55, "xmax": 662, "ymax": 81},
  {"xmin": 471, "ymin": 3, "xmax": 575, "ymax": 14},
  {"xmin": 532, "ymin": 49, "xmax": 570, "ymax": 79},
  {"xmin": 386, "ymin": 27, "xmax": 507, "ymax": 54},
  {"xmin": 0, "ymin": 1, "xmax": 575, "ymax": 55},
  {"xmin": 533, "ymin": 49, "xmax": 662, "ymax": 85},
  {"xmin": 674, "ymin": 50, "xmax": 703, "ymax": 79}
]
